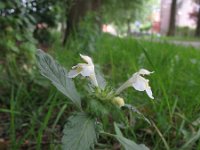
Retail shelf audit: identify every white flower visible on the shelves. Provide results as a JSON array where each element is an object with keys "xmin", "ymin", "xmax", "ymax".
[
  {"xmin": 116, "ymin": 69, "xmax": 154, "ymax": 99},
  {"xmin": 68, "ymin": 54, "xmax": 98, "ymax": 87}
]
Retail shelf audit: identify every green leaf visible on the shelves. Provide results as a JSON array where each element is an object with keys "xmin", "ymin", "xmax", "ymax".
[
  {"xmin": 62, "ymin": 112, "xmax": 98, "ymax": 150},
  {"xmin": 114, "ymin": 123, "xmax": 123, "ymax": 137},
  {"xmin": 181, "ymin": 127, "xmax": 200, "ymax": 149},
  {"xmin": 7, "ymin": 40, "xmax": 19, "ymax": 53},
  {"xmin": 114, "ymin": 123, "xmax": 149, "ymax": 150},
  {"xmin": 36, "ymin": 49, "xmax": 81, "ymax": 109},
  {"xmin": 0, "ymin": 2, "xmax": 5, "ymax": 9},
  {"xmin": 124, "ymin": 104, "xmax": 151, "ymax": 125}
]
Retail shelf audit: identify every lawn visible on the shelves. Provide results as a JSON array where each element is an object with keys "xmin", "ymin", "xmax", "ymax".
[{"xmin": 1, "ymin": 34, "xmax": 200, "ymax": 150}]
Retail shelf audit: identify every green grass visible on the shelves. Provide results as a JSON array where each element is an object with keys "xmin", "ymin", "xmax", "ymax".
[
  {"xmin": 56, "ymin": 34, "xmax": 200, "ymax": 149},
  {"xmin": 1, "ymin": 33, "xmax": 200, "ymax": 149}
]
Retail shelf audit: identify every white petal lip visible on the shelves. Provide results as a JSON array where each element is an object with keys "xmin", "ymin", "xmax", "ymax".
[
  {"xmin": 138, "ymin": 69, "xmax": 154, "ymax": 75},
  {"xmin": 80, "ymin": 65, "xmax": 94, "ymax": 77},
  {"xmin": 68, "ymin": 69, "xmax": 80, "ymax": 78},
  {"xmin": 132, "ymin": 75, "xmax": 148, "ymax": 91},
  {"xmin": 145, "ymin": 87, "xmax": 154, "ymax": 99}
]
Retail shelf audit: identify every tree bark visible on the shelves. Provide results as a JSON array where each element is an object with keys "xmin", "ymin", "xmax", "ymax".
[
  {"xmin": 167, "ymin": 0, "xmax": 177, "ymax": 36},
  {"xmin": 62, "ymin": 0, "xmax": 101, "ymax": 45},
  {"xmin": 195, "ymin": 1, "xmax": 200, "ymax": 37},
  {"xmin": 127, "ymin": 18, "xmax": 131, "ymax": 35}
]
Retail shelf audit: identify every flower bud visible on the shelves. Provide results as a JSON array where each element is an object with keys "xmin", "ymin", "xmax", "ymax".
[{"xmin": 112, "ymin": 97, "xmax": 125, "ymax": 107}]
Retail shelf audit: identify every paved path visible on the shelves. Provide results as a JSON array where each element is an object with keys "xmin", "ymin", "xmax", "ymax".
[
  {"xmin": 138, "ymin": 37, "xmax": 200, "ymax": 49},
  {"xmin": 169, "ymin": 40, "xmax": 200, "ymax": 49}
]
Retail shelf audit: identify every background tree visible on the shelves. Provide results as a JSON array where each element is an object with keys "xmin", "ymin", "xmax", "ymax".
[
  {"xmin": 167, "ymin": 0, "xmax": 177, "ymax": 36},
  {"xmin": 195, "ymin": 0, "xmax": 200, "ymax": 37},
  {"xmin": 62, "ymin": 0, "xmax": 101, "ymax": 45},
  {"xmin": 62, "ymin": 0, "xmax": 155, "ymax": 44},
  {"xmin": 102, "ymin": 0, "xmax": 144, "ymax": 34},
  {"xmin": 102, "ymin": 0, "xmax": 158, "ymax": 35}
]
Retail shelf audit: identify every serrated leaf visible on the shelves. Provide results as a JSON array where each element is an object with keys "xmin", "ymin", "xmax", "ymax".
[
  {"xmin": 114, "ymin": 122, "xmax": 123, "ymax": 137},
  {"xmin": 36, "ymin": 49, "xmax": 81, "ymax": 109},
  {"xmin": 114, "ymin": 123, "xmax": 149, "ymax": 150},
  {"xmin": 62, "ymin": 112, "xmax": 98, "ymax": 150}
]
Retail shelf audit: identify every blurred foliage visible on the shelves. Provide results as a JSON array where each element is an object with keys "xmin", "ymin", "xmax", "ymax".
[
  {"xmin": 102, "ymin": 0, "xmax": 144, "ymax": 24},
  {"xmin": 0, "ymin": 0, "xmax": 63, "ymax": 104},
  {"xmin": 176, "ymin": 26, "xmax": 195, "ymax": 37},
  {"xmin": 0, "ymin": 1, "xmax": 37, "ymax": 96},
  {"xmin": 0, "ymin": 0, "xmax": 36, "ymax": 55},
  {"xmin": 102, "ymin": 0, "xmax": 159, "ymax": 28},
  {"xmin": 0, "ymin": 0, "xmax": 63, "ymax": 53},
  {"xmin": 67, "ymin": 11, "xmax": 102, "ymax": 53},
  {"xmin": 0, "ymin": 0, "xmax": 159, "ymax": 52}
]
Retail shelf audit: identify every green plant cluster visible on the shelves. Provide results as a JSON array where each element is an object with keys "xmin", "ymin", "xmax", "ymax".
[
  {"xmin": 1, "ymin": 33, "xmax": 200, "ymax": 150},
  {"xmin": 36, "ymin": 49, "xmax": 150, "ymax": 150}
]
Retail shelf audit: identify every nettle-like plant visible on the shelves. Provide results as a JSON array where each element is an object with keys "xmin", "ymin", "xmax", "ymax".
[{"xmin": 36, "ymin": 49, "xmax": 154, "ymax": 150}]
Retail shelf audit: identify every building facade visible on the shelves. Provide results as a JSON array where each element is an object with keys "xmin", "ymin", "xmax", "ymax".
[{"xmin": 160, "ymin": 0, "xmax": 198, "ymax": 35}]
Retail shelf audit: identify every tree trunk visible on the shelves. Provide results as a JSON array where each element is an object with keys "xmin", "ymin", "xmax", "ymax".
[
  {"xmin": 62, "ymin": 0, "xmax": 101, "ymax": 45},
  {"xmin": 195, "ymin": 1, "xmax": 200, "ymax": 37},
  {"xmin": 127, "ymin": 18, "xmax": 131, "ymax": 35},
  {"xmin": 167, "ymin": 0, "xmax": 177, "ymax": 36}
]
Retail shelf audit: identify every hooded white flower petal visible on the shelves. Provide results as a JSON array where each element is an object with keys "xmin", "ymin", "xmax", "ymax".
[
  {"xmin": 138, "ymin": 69, "xmax": 153, "ymax": 75},
  {"xmin": 116, "ymin": 69, "xmax": 154, "ymax": 99},
  {"xmin": 68, "ymin": 54, "xmax": 98, "ymax": 87},
  {"xmin": 132, "ymin": 72, "xmax": 154, "ymax": 99},
  {"xmin": 80, "ymin": 54, "xmax": 93, "ymax": 65}
]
